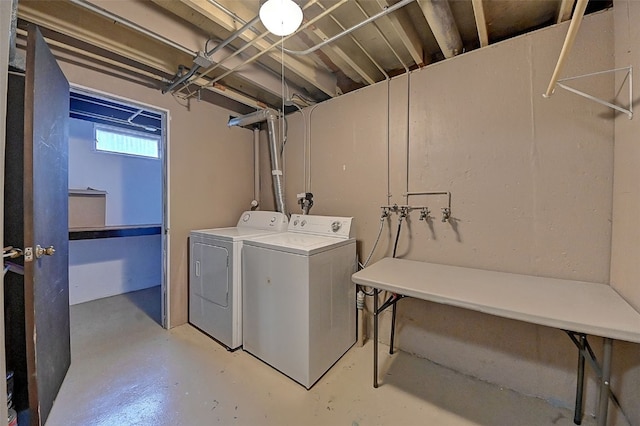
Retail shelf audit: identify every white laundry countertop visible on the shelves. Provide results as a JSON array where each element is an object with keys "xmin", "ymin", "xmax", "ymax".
[{"xmin": 352, "ymin": 257, "xmax": 640, "ymax": 343}]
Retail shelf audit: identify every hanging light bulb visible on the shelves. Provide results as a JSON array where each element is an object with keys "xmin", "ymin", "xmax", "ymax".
[{"xmin": 259, "ymin": 0, "xmax": 303, "ymax": 36}]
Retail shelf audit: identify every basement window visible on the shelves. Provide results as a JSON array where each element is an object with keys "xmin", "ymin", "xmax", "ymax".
[{"xmin": 94, "ymin": 124, "xmax": 160, "ymax": 159}]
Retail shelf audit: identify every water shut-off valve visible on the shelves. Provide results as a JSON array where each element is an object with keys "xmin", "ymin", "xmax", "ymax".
[
  {"xmin": 441, "ymin": 207, "xmax": 451, "ymax": 222},
  {"xmin": 297, "ymin": 192, "xmax": 314, "ymax": 215}
]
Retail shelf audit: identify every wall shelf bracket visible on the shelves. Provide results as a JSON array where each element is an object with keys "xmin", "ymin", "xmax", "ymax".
[{"xmin": 546, "ymin": 66, "xmax": 633, "ymax": 120}]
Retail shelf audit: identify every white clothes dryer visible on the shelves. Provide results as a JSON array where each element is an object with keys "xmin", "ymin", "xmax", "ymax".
[
  {"xmin": 189, "ymin": 211, "xmax": 288, "ymax": 350},
  {"xmin": 242, "ymin": 214, "xmax": 356, "ymax": 388}
]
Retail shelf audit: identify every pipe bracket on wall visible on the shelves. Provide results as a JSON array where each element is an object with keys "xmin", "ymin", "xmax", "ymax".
[{"xmin": 545, "ymin": 67, "xmax": 633, "ymax": 120}]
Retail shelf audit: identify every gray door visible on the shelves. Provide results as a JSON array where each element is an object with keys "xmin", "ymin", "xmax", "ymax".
[{"xmin": 4, "ymin": 25, "xmax": 70, "ymax": 425}]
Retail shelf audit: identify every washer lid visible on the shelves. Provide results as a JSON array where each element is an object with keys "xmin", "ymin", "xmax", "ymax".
[
  {"xmin": 243, "ymin": 232, "xmax": 355, "ymax": 255},
  {"xmin": 191, "ymin": 227, "xmax": 277, "ymax": 242}
]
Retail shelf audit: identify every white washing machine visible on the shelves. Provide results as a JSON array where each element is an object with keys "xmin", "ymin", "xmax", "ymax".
[
  {"xmin": 189, "ymin": 211, "xmax": 288, "ymax": 350},
  {"xmin": 242, "ymin": 214, "xmax": 356, "ymax": 389}
]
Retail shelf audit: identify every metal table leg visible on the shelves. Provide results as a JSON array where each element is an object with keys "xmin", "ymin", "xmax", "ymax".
[
  {"xmin": 574, "ymin": 334, "xmax": 586, "ymax": 425},
  {"xmin": 597, "ymin": 338, "xmax": 612, "ymax": 426},
  {"xmin": 373, "ymin": 287, "xmax": 379, "ymax": 388},
  {"xmin": 390, "ymin": 302, "xmax": 397, "ymax": 355}
]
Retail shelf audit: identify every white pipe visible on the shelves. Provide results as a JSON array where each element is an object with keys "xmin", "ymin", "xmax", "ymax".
[
  {"xmin": 253, "ymin": 127, "xmax": 260, "ymax": 209},
  {"xmin": 543, "ymin": 0, "xmax": 588, "ymax": 98}
]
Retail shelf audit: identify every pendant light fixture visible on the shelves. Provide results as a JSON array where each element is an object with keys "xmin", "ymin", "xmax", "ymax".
[{"xmin": 259, "ymin": 0, "xmax": 303, "ymax": 36}]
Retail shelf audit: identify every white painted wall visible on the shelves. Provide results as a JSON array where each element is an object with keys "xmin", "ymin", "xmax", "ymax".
[
  {"xmin": 68, "ymin": 117, "xmax": 162, "ymax": 304},
  {"xmin": 610, "ymin": 0, "xmax": 640, "ymax": 423},
  {"xmin": 69, "ymin": 235, "xmax": 161, "ymax": 305},
  {"xmin": 68, "ymin": 118, "xmax": 162, "ymax": 226},
  {"xmin": 259, "ymin": 10, "xmax": 633, "ymax": 422}
]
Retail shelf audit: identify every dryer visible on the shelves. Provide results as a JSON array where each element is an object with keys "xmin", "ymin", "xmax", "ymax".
[
  {"xmin": 242, "ymin": 214, "xmax": 356, "ymax": 388},
  {"xmin": 189, "ymin": 211, "xmax": 288, "ymax": 350}
]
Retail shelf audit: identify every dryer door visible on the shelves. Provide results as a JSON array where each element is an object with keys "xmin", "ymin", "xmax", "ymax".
[{"xmin": 193, "ymin": 243, "xmax": 229, "ymax": 307}]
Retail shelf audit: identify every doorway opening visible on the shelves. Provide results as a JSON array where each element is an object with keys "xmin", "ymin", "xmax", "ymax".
[{"xmin": 67, "ymin": 87, "xmax": 168, "ymax": 328}]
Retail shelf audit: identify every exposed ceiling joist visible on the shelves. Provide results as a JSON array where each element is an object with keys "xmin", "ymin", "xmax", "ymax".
[
  {"xmin": 471, "ymin": 0, "xmax": 489, "ymax": 47},
  {"xmin": 376, "ymin": 0, "xmax": 425, "ymax": 67},
  {"xmin": 18, "ymin": 0, "xmax": 190, "ymax": 75},
  {"xmin": 78, "ymin": 0, "xmax": 297, "ymax": 106},
  {"xmin": 18, "ymin": 0, "xmax": 279, "ymax": 109},
  {"xmin": 167, "ymin": 0, "xmax": 338, "ymax": 98},
  {"xmin": 301, "ymin": 24, "xmax": 378, "ymax": 85},
  {"xmin": 14, "ymin": 0, "xmax": 612, "ymax": 113},
  {"xmin": 417, "ymin": 0, "xmax": 463, "ymax": 59},
  {"xmin": 557, "ymin": 0, "xmax": 577, "ymax": 23}
]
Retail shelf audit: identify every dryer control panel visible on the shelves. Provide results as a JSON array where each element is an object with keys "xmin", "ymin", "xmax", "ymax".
[
  {"xmin": 289, "ymin": 214, "xmax": 354, "ymax": 239},
  {"xmin": 236, "ymin": 211, "xmax": 288, "ymax": 231}
]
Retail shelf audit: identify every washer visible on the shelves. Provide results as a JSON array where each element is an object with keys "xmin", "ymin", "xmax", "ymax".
[
  {"xmin": 189, "ymin": 211, "xmax": 288, "ymax": 350},
  {"xmin": 242, "ymin": 214, "xmax": 356, "ymax": 388}
]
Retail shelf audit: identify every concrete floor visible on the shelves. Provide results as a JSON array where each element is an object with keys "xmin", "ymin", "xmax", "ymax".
[{"xmin": 46, "ymin": 287, "xmax": 599, "ymax": 426}]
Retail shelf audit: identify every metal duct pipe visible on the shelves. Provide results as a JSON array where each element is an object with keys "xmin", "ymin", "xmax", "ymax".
[
  {"xmin": 228, "ymin": 109, "xmax": 286, "ymax": 215},
  {"xmin": 228, "ymin": 109, "xmax": 274, "ymax": 127},
  {"xmin": 253, "ymin": 127, "xmax": 260, "ymax": 209}
]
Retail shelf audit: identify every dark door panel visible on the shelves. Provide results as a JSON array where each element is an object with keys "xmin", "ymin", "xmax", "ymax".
[
  {"xmin": 24, "ymin": 25, "xmax": 71, "ymax": 425},
  {"xmin": 4, "ymin": 25, "xmax": 70, "ymax": 426}
]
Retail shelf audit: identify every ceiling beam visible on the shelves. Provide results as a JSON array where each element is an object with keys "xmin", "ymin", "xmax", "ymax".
[
  {"xmin": 17, "ymin": 0, "xmax": 282, "ymax": 108},
  {"xmin": 417, "ymin": 0, "xmax": 463, "ymax": 59},
  {"xmin": 18, "ymin": 0, "xmax": 190, "ymax": 75},
  {"xmin": 167, "ymin": 0, "xmax": 338, "ymax": 98},
  {"xmin": 16, "ymin": 29, "xmax": 265, "ymax": 111},
  {"xmin": 471, "ymin": 0, "xmax": 489, "ymax": 47},
  {"xmin": 556, "ymin": 0, "xmax": 576, "ymax": 24},
  {"xmin": 302, "ymin": 24, "xmax": 378, "ymax": 85},
  {"xmin": 376, "ymin": 0, "xmax": 425, "ymax": 67},
  {"xmin": 76, "ymin": 0, "xmax": 298, "ymax": 105}
]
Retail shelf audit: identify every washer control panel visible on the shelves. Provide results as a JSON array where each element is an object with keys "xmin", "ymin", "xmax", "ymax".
[
  {"xmin": 289, "ymin": 214, "xmax": 354, "ymax": 238},
  {"xmin": 236, "ymin": 211, "xmax": 288, "ymax": 231}
]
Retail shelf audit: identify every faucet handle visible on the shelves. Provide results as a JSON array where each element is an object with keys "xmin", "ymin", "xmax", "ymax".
[{"xmin": 441, "ymin": 207, "xmax": 451, "ymax": 222}]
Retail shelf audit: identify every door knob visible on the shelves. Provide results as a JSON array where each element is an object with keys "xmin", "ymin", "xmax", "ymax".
[{"xmin": 35, "ymin": 245, "xmax": 55, "ymax": 258}]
